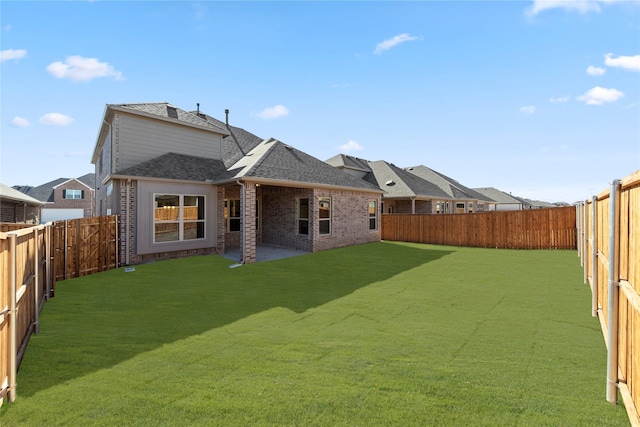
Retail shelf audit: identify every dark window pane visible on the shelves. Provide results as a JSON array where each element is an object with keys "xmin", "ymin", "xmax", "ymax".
[{"xmin": 298, "ymin": 219, "xmax": 309, "ymax": 235}]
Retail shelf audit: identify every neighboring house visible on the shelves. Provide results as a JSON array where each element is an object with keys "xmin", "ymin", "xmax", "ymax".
[
  {"xmin": 473, "ymin": 187, "xmax": 532, "ymax": 211},
  {"xmin": 404, "ymin": 165, "xmax": 494, "ymax": 213},
  {"xmin": 15, "ymin": 174, "xmax": 95, "ymax": 222},
  {"xmin": 91, "ymin": 102, "xmax": 382, "ymax": 265},
  {"xmin": 326, "ymin": 155, "xmax": 493, "ymax": 214},
  {"xmin": 0, "ymin": 182, "xmax": 43, "ymax": 224}
]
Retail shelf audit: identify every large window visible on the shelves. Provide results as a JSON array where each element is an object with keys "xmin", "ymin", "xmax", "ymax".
[
  {"xmin": 225, "ymin": 199, "xmax": 241, "ymax": 232},
  {"xmin": 319, "ymin": 197, "xmax": 331, "ymax": 235},
  {"xmin": 64, "ymin": 189, "xmax": 83, "ymax": 199},
  {"xmin": 298, "ymin": 198, "xmax": 309, "ymax": 235},
  {"xmin": 154, "ymin": 194, "xmax": 205, "ymax": 243},
  {"xmin": 369, "ymin": 200, "xmax": 377, "ymax": 230}
]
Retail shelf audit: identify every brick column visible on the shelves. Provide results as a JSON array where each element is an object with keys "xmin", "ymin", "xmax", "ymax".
[
  {"xmin": 216, "ymin": 187, "xmax": 225, "ymax": 254},
  {"xmin": 242, "ymin": 182, "xmax": 257, "ymax": 264}
]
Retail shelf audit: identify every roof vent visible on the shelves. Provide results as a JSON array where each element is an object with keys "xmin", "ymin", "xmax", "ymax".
[
  {"xmin": 167, "ymin": 106, "xmax": 178, "ymax": 119},
  {"xmin": 386, "ymin": 180, "xmax": 396, "ymax": 186}
]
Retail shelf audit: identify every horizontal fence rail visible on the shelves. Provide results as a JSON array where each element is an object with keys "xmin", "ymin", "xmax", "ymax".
[
  {"xmin": 0, "ymin": 215, "xmax": 119, "ymax": 405},
  {"xmin": 381, "ymin": 206, "xmax": 577, "ymax": 249},
  {"xmin": 578, "ymin": 169, "xmax": 640, "ymax": 426}
]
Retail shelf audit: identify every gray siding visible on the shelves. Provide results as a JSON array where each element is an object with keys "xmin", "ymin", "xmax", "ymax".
[{"xmin": 118, "ymin": 113, "xmax": 224, "ymax": 172}]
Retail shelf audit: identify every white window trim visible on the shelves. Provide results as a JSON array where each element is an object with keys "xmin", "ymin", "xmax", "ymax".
[
  {"xmin": 318, "ymin": 197, "xmax": 331, "ymax": 236},
  {"xmin": 153, "ymin": 193, "xmax": 206, "ymax": 244}
]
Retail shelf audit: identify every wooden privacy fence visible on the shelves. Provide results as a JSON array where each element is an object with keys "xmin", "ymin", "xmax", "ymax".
[
  {"xmin": 577, "ymin": 170, "xmax": 640, "ymax": 425},
  {"xmin": 51, "ymin": 216, "xmax": 120, "ymax": 283},
  {"xmin": 0, "ymin": 215, "xmax": 119, "ymax": 405},
  {"xmin": 0, "ymin": 224, "xmax": 51, "ymax": 404},
  {"xmin": 381, "ymin": 206, "xmax": 577, "ymax": 249}
]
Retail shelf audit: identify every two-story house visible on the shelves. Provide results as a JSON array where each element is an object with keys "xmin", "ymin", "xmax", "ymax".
[{"xmin": 91, "ymin": 103, "xmax": 383, "ymax": 265}]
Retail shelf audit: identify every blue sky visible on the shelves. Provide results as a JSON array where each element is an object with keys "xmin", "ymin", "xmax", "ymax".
[{"xmin": 1, "ymin": 1, "xmax": 639, "ymax": 203}]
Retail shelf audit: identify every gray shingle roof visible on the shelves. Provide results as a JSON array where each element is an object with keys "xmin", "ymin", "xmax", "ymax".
[
  {"xmin": 1, "ymin": 183, "xmax": 43, "ymax": 205},
  {"xmin": 473, "ymin": 187, "xmax": 523, "ymax": 204},
  {"xmin": 116, "ymin": 153, "xmax": 228, "ymax": 182},
  {"xmin": 223, "ymin": 139, "xmax": 381, "ymax": 191},
  {"xmin": 325, "ymin": 154, "xmax": 371, "ymax": 172},
  {"xmin": 110, "ymin": 103, "xmax": 229, "ymax": 135},
  {"xmin": 405, "ymin": 165, "xmax": 494, "ymax": 202},
  {"xmin": 366, "ymin": 161, "xmax": 452, "ymax": 199},
  {"xmin": 189, "ymin": 111, "xmax": 264, "ymax": 168}
]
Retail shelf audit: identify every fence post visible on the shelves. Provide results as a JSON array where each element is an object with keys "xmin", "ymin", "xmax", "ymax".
[
  {"xmin": 576, "ymin": 203, "xmax": 583, "ymax": 260},
  {"xmin": 591, "ymin": 196, "xmax": 598, "ymax": 318},
  {"xmin": 34, "ymin": 228, "xmax": 40, "ymax": 334},
  {"xmin": 606, "ymin": 179, "xmax": 622, "ymax": 404},
  {"xmin": 45, "ymin": 224, "xmax": 51, "ymax": 299},
  {"xmin": 8, "ymin": 233, "xmax": 17, "ymax": 402}
]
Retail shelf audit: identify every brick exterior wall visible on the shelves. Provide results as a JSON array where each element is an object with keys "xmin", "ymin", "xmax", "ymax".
[
  {"xmin": 52, "ymin": 182, "xmax": 95, "ymax": 218},
  {"xmin": 261, "ymin": 186, "xmax": 314, "ymax": 252},
  {"xmin": 310, "ymin": 189, "xmax": 381, "ymax": 252}
]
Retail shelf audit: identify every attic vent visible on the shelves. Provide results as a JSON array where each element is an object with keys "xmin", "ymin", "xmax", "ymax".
[
  {"xmin": 167, "ymin": 106, "xmax": 178, "ymax": 119},
  {"xmin": 386, "ymin": 180, "xmax": 396, "ymax": 186},
  {"xmin": 407, "ymin": 167, "xmax": 414, "ymax": 171}
]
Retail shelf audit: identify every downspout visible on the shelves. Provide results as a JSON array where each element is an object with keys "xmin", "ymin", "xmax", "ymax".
[
  {"xmin": 606, "ymin": 179, "xmax": 621, "ymax": 404},
  {"xmin": 125, "ymin": 178, "xmax": 131, "ymax": 266},
  {"xmin": 236, "ymin": 180, "xmax": 245, "ymax": 264}
]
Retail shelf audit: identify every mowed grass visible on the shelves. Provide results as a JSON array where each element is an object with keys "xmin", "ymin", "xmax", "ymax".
[{"xmin": 0, "ymin": 242, "xmax": 629, "ymax": 426}]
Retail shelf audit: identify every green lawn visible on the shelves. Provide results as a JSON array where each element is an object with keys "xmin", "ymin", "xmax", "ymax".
[{"xmin": 0, "ymin": 242, "xmax": 629, "ymax": 426}]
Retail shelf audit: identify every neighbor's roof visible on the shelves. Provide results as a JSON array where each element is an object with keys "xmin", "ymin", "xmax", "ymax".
[
  {"xmin": 405, "ymin": 165, "xmax": 494, "ymax": 202},
  {"xmin": 1, "ymin": 183, "xmax": 43, "ymax": 205},
  {"xmin": 16, "ymin": 174, "xmax": 96, "ymax": 203},
  {"xmin": 473, "ymin": 187, "xmax": 524, "ymax": 204},
  {"xmin": 325, "ymin": 154, "xmax": 372, "ymax": 173},
  {"xmin": 366, "ymin": 161, "xmax": 452, "ymax": 199}
]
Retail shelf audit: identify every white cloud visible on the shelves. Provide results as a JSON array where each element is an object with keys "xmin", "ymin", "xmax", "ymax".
[
  {"xmin": 338, "ymin": 140, "xmax": 363, "ymax": 153},
  {"xmin": 256, "ymin": 105, "xmax": 289, "ymax": 119},
  {"xmin": 1, "ymin": 49, "xmax": 27, "ymax": 62},
  {"xmin": 374, "ymin": 33, "xmax": 418, "ymax": 55},
  {"xmin": 11, "ymin": 116, "xmax": 30, "ymax": 127},
  {"xmin": 39, "ymin": 113, "xmax": 74, "ymax": 126},
  {"xmin": 526, "ymin": 0, "xmax": 601, "ymax": 16},
  {"xmin": 46, "ymin": 55, "xmax": 123, "ymax": 81},
  {"xmin": 587, "ymin": 65, "xmax": 606, "ymax": 76},
  {"xmin": 2, "ymin": 25, "xmax": 12, "ymax": 32},
  {"xmin": 604, "ymin": 53, "xmax": 640, "ymax": 72},
  {"xmin": 577, "ymin": 86, "xmax": 624, "ymax": 105},
  {"xmin": 520, "ymin": 105, "xmax": 536, "ymax": 114},
  {"xmin": 549, "ymin": 96, "xmax": 570, "ymax": 103}
]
